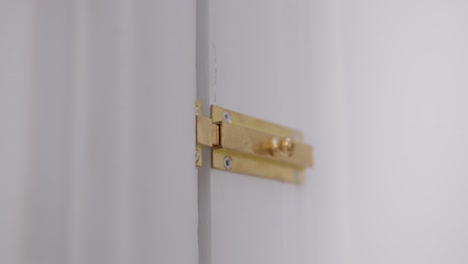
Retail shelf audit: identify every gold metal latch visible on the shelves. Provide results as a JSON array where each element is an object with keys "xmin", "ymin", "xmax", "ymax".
[{"xmin": 196, "ymin": 101, "xmax": 313, "ymax": 184}]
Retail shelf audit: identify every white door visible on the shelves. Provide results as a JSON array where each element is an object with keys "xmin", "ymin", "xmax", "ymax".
[
  {"xmin": 196, "ymin": 1, "xmax": 348, "ymax": 263},
  {"xmin": 197, "ymin": 1, "xmax": 468, "ymax": 264}
]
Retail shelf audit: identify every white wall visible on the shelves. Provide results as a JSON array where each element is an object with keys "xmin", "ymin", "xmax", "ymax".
[
  {"xmin": 0, "ymin": 2, "xmax": 34, "ymax": 263},
  {"xmin": 306, "ymin": 0, "xmax": 468, "ymax": 263},
  {"xmin": 0, "ymin": 1, "xmax": 198, "ymax": 264},
  {"xmin": 343, "ymin": 1, "xmax": 468, "ymax": 263}
]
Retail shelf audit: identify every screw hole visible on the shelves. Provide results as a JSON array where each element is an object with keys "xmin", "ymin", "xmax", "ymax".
[
  {"xmin": 223, "ymin": 156, "xmax": 232, "ymax": 170},
  {"xmin": 223, "ymin": 111, "xmax": 232, "ymax": 123}
]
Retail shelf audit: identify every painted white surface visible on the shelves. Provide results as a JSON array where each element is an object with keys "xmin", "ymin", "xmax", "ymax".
[
  {"xmin": 198, "ymin": 0, "xmax": 468, "ymax": 264},
  {"xmin": 0, "ymin": 2, "xmax": 33, "ymax": 263},
  {"xmin": 197, "ymin": 1, "xmax": 348, "ymax": 263},
  {"xmin": 344, "ymin": 1, "xmax": 468, "ymax": 263},
  {"xmin": 3, "ymin": 0, "xmax": 468, "ymax": 264},
  {"xmin": 0, "ymin": 1, "xmax": 197, "ymax": 264}
]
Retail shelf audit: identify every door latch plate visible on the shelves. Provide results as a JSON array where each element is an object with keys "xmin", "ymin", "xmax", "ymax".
[{"xmin": 196, "ymin": 102, "xmax": 313, "ymax": 184}]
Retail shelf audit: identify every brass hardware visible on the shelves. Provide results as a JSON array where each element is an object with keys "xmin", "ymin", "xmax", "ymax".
[
  {"xmin": 217, "ymin": 123, "xmax": 312, "ymax": 167},
  {"xmin": 195, "ymin": 101, "xmax": 202, "ymax": 167},
  {"xmin": 280, "ymin": 137, "xmax": 295, "ymax": 156},
  {"xmin": 196, "ymin": 115, "xmax": 214, "ymax": 146},
  {"xmin": 196, "ymin": 102, "xmax": 313, "ymax": 184},
  {"xmin": 264, "ymin": 137, "xmax": 281, "ymax": 156},
  {"xmin": 260, "ymin": 137, "xmax": 296, "ymax": 157}
]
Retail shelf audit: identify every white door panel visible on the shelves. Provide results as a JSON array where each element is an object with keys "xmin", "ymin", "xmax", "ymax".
[
  {"xmin": 197, "ymin": 1, "xmax": 348, "ymax": 263},
  {"xmin": 198, "ymin": 1, "xmax": 468, "ymax": 264},
  {"xmin": 344, "ymin": 1, "xmax": 468, "ymax": 263}
]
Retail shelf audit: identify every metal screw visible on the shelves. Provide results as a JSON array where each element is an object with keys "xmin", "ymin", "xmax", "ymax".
[
  {"xmin": 195, "ymin": 149, "xmax": 200, "ymax": 162},
  {"xmin": 223, "ymin": 156, "xmax": 232, "ymax": 170},
  {"xmin": 223, "ymin": 111, "xmax": 232, "ymax": 123}
]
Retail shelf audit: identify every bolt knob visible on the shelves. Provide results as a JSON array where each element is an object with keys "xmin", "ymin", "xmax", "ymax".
[
  {"xmin": 279, "ymin": 137, "xmax": 295, "ymax": 156},
  {"xmin": 265, "ymin": 137, "xmax": 295, "ymax": 156},
  {"xmin": 267, "ymin": 138, "xmax": 280, "ymax": 156}
]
